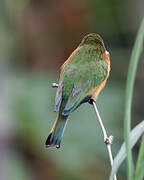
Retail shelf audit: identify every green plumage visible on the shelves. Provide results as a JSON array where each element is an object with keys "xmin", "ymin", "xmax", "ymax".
[
  {"xmin": 60, "ymin": 35, "xmax": 108, "ymax": 114},
  {"xmin": 45, "ymin": 33, "xmax": 109, "ymax": 148}
]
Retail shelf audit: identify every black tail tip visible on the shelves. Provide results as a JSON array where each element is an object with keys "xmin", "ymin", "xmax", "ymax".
[
  {"xmin": 45, "ymin": 133, "xmax": 60, "ymax": 149},
  {"xmin": 45, "ymin": 144, "xmax": 60, "ymax": 149}
]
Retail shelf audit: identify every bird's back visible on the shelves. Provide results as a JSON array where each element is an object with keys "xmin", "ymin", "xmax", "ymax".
[{"xmin": 62, "ymin": 45, "xmax": 107, "ymax": 91}]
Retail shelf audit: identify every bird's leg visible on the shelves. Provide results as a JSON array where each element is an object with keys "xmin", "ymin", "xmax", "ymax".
[
  {"xmin": 90, "ymin": 98, "xmax": 117, "ymax": 180},
  {"xmin": 52, "ymin": 83, "xmax": 59, "ymax": 88}
]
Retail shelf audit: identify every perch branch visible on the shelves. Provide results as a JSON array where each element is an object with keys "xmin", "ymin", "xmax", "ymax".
[{"xmin": 92, "ymin": 99, "xmax": 117, "ymax": 180}]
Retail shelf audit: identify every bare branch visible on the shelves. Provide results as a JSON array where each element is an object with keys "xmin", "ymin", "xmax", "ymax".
[{"xmin": 92, "ymin": 99, "xmax": 117, "ymax": 180}]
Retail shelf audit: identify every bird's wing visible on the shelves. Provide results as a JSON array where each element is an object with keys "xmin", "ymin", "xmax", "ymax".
[
  {"xmin": 62, "ymin": 80, "xmax": 92, "ymax": 116},
  {"xmin": 62, "ymin": 59, "xmax": 108, "ymax": 116},
  {"xmin": 54, "ymin": 82, "xmax": 63, "ymax": 112},
  {"xmin": 54, "ymin": 62, "xmax": 66, "ymax": 112}
]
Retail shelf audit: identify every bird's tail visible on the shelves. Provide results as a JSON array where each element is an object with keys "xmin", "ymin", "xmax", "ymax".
[{"xmin": 45, "ymin": 114, "xmax": 69, "ymax": 149}]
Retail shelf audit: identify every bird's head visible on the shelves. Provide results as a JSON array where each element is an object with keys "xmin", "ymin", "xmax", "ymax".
[{"xmin": 80, "ymin": 33, "xmax": 106, "ymax": 54}]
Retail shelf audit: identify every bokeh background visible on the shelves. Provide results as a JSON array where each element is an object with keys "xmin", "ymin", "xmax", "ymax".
[{"xmin": 0, "ymin": 0, "xmax": 144, "ymax": 179}]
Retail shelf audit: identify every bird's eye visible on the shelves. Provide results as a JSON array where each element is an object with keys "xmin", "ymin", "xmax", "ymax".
[{"xmin": 105, "ymin": 50, "xmax": 110, "ymax": 56}]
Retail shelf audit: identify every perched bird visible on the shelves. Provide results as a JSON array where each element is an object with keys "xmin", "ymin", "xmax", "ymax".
[{"xmin": 45, "ymin": 33, "xmax": 110, "ymax": 149}]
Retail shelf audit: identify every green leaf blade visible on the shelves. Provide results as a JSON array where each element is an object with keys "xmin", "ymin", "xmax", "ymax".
[
  {"xmin": 134, "ymin": 135, "xmax": 144, "ymax": 180},
  {"xmin": 109, "ymin": 120, "xmax": 144, "ymax": 180},
  {"xmin": 124, "ymin": 17, "xmax": 144, "ymax": 180}
]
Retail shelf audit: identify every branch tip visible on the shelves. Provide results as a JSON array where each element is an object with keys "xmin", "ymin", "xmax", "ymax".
[{"xmin": 52, "ymin": 83, "xmax": 59, "ymax": 88}]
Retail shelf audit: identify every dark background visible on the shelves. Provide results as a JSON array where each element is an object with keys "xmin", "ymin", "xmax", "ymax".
[{"xmin": 0, "ymin": 0, "xmax": 144, "ymax": 179}]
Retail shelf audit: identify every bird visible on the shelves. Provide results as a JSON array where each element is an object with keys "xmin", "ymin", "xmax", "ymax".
[{"xmin": 45, "ymin": 33, "xmax": 110, "ymax": 149}]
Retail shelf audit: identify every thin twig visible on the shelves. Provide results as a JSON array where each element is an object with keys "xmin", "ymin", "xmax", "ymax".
[{"xmin": 92, "ymin": 99, "xmax": 117, "ymax": 180}]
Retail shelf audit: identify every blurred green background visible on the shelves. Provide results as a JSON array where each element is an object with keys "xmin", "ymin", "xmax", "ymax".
[{"xmin": 0, "ymin": 0, "xmax": 144, "ymax": 179}]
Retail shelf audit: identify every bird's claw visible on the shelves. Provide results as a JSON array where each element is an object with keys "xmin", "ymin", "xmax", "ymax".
[{"xmin": 88, "ymin": 98, "xmax": 96, "ymax": 105}]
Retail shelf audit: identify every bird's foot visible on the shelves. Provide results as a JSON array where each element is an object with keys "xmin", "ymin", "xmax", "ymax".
[{"xmin": 88, "ymin": 98, "xmax": 96, "ymax": 105}]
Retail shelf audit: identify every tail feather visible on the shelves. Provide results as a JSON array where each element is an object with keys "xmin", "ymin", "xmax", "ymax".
[{"xmin": 45, "ymin": 114, "xmax": 68, "ymax": 149}]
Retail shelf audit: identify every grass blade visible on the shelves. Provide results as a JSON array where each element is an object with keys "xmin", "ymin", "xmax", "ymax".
[
  {"xmin": 109, "ymin": 120, "xmax": 144, "ymax": 180},
  {"xmin": 124, "ymin": 17, "xmax": 144, "ymax": 180},
  {"xmin": 134, "ymin": 135, "xmax": 144, "ymax": 180}
]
